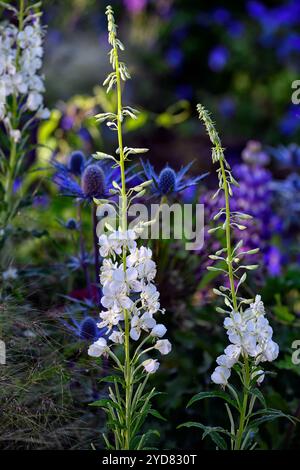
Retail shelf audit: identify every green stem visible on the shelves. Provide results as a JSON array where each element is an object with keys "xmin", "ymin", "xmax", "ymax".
[
  {"xmin": 235, "ymin": 356, "xmax": 250, "ymax": 450},
  {"xmin": 219, "ymin": 157, "xmax": 237, "ymax": 311},
  {"xmin": 114, "ymin": 39, "xmax": 132, "ymax": 450}
]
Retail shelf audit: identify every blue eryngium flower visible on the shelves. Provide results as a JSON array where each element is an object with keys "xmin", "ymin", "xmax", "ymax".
[
  {"xmin": 81, "ymin": 164, "xmax": 106, "ymax": 199},
  {"xmin": 141, "ymin": 160, "xmax": 208, "ymax": 196},
  {"xmin": 64, "ymin": 315, "xmax": 106, "ymax": 342},
  {"xmin": 53, "ymin": 161, "xmax": 120, "ymax": 202}
]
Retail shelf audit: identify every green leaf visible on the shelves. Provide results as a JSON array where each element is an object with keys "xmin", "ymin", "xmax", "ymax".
[
  {"xmin": 98, "ymin": 375, "xmax": 125, "ymax": 386},
  {"xmin": 178, "ymin": 422, "xmax": 228, "ymax": 449},
  {"xmin": 250, "ymin": 388, "xmax": 266, "ymax": 409},
  {"xmin": 273, "ymin": 304, "xmax": 295, "ymax": 323},
  {"xmin": 187, "ymin": 391, "xmax": 239, "ymax": 411},
  {"xmin": 149, "ymin": 409, "xmax": 167, "ymax": 422},
  {"xmin": 249, "ymin": 408, "xmax": 297, "ymax": 428},
  {"xmin": 89, "ymin": 398, "xmax": 121, "ymax": 412}
]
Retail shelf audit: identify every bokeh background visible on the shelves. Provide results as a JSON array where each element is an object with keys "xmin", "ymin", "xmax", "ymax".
[{"xmin": 1, "ymin": 0, "xmax": 300, "ymax": 450}]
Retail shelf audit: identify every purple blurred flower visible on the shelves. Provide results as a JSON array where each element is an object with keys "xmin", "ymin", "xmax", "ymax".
[
  {"xmin": 264, "ymin": 246, "xmax": 282, "ymax": 277},
  {"xmin": 61, "ymin": 115, "xmax": 74, "ymax": 131},
  {"xmin": 241, "ymin": 140, "xmax": 270, "ymax": 166},
  {"xmin": 123, "ymin": 0, "xmax": 147, "ymax": 14},
  {"xmin": 208, "ymin": 45, "xmax": 229, "ymax": 72},
  {"xmin": 33, "ymin": 195, "xmax": 49, "ymax": 208}
]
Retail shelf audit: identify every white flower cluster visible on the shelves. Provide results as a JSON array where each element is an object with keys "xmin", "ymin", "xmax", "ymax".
[
  {"xmin": 0, "ymin": 19, "xmax": 49, "ymax": 123},
  {"xmin": 211, "ymin": 295, "xmax": 279, "ymax": 386},
  {"xmin": 88, "ymin": 228, "xmax": 171, "ymax": 374}
]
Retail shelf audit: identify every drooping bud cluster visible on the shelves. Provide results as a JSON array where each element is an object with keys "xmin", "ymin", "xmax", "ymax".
[
  {"xmin": 211, "ymin": 295, "xmax": 279, "ymax": 386},
  {"xmin": 88, "ymin": 228, "xmax": 171, "ymax": 373}
]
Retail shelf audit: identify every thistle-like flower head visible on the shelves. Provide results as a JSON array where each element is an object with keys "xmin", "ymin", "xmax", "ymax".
[
  {"xmin": 81, "ymin": 164, "xmax": 106, "ymax": 199},
  {"xmin": 52, "ymin": 159, "xmax": 124, "ymax": 202},
  {"xmin": 141, "ymin": 160, "xmax": 208, "ymax": 197},
  {"xmin": 63, "ymin": 314, "xmax": 106, "ymax": 342}
]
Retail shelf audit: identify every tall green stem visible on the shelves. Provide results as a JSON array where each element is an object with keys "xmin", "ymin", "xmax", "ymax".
[
  {"xmin": 235, "ymin": 356, "xmax": 250, "ymax": 450},
  {"xmin": 219, "ymin": 158, "xmax": 237, "ymax": 311},
  {"xmin": 114, "ymin": 38, "xmax": 132, "ymax": 450}
]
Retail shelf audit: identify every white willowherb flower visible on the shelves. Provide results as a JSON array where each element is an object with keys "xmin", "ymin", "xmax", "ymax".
[
  {"xmin": 211, "ymin": 295, "xmax": 279, "ymax": 386},
  {"xmin": 142, "ymin": 359, "xmax": 160, "ymax": 374},
  {"xmin": 89, "ymin": 229, "xmax": 169, "ymax": 350},
  {"xmin": 0, "ymin": 16, "xmax": 49, "ymax": 123},
  {"xmin": 1, "ymin": 2, "xmax": 50, "ymax": 223},
  {"xmin": 88, "ymin": 337, "xmax": 109, "ymax": 357}
]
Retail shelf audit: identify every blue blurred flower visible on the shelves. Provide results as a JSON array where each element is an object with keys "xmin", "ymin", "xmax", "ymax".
[
  {"xmin": 247, "ymin": 1, "xmax": 267, "ymax": 20},
  {"xmin": 218, "ymin": 97, "xmax": 236, "ymax": 118},
  {"xmin": 227, "ymin": 20, "xmax": 244, "ymax": 38},
  {"xmin": 208, "ymin": 46, "xmax": 229, "ymax": 72},
  {"xmin": 68, "ymin": 151, "xmax": 85, "ymax": 175},
  {"xmin": 65, "ymin": 218, "xmax": 79, "ymax": 230},
  {"xmin": 212, "ymin": 8, "xmax": 231, "ymax": 25},
  {"xmin": 279, "ymin": 105, "xmax": 300, "ymax": 136},
  {"xmin": 277, "ymin": 33, "xmax": 300, "ymax": 59},
  {"xmin": 175, "ymin": 84, "xmax": 193, "ymax": 101},
  {"xmin": 271, "ymin": 173, "xmax": 300, "ymax": 229},
  {"xmin": 166, "ymin": 47, "xmax": 183, "ymax": 69},
  {"xmin": 141, "ymin": 160, "xmax": 208, "ymax": 197},
  {"xmin": 52, "ymin": 151, "xmax": 86, "ymax": 177},
  {"xmin": 78, "ymin": 127, "xmax": 92, "ymax": 144},
  {"xmin": 269, "ymin": 143, "xmax": 300, "ymax": 169}
]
